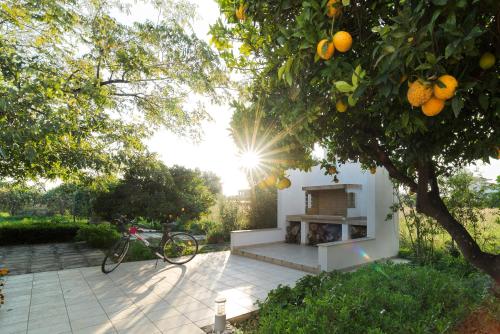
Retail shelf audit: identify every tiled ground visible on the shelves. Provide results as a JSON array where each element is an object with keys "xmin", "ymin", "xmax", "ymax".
[
  {"xmin": 237, "ymin": 243, "xmax": 319, "ymax": 272},
  {"xmin": 0, "ymin": 243, "xmax": 105, "ymax": 275},
  {"xmin": 1, "ymin": 251, "xmax": 308, "ymax": 334}
]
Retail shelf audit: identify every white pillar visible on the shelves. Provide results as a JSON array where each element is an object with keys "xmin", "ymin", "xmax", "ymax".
[
  {"xmin": 341, "ymin": 224, "xmax": 350, "ymax": 241},
  {"xmin": 318, "ymin": 245, "xmax": 328, "ymax": 272},
  {"xmin": 300, "ymin": 221, "xmax": 308, "ymax": 244}
]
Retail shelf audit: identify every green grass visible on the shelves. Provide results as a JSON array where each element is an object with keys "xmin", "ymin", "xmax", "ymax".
[
  {"xmin": 399, "ymin": 208, "xmax": 499, "ymax": 253},
  {"xmin": 0, "ymin": 213, "xmax": 87, "ymax": 225}
]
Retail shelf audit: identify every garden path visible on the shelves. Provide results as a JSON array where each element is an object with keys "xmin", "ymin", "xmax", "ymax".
[
  {"xmin": 0, "ymin": 242, "xmax": 104, "ymax": 275},
  {"xmin": 1, "ymin": 251, "xmax": 308, "ymax": 334}
]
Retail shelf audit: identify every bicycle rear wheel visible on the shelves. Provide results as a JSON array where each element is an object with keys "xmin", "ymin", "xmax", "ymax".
[
  {"xmin": 163, "ymin": 232, "xmax": 198, "ymax": 265},
  {"xmin": 101, "ymin": 237, "xmax": 130, "ymax": 273}
]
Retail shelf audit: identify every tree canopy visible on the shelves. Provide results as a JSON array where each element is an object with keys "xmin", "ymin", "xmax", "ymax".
[
  {"xmin": 0, "ymin": 0, "xmax": 226, "ymax": 180},
  {"xmin": 93, "ymin": 155, "xmax": 217, "ymax": 223},
  {"xmin": 211, "ymin": 0, "xmax": 500, "ymax": 281}
]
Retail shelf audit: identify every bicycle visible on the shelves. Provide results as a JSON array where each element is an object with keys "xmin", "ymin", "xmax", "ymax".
[{"xmin": 101, "ymin": 217, "xmax": 198, "ymax": 274}]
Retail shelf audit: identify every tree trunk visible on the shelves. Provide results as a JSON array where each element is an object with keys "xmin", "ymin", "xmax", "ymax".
[
  {"xmin": 371, "ymin": 144, "xmax": 500, "ymax": 285},
  {"xmin": 416, "ymin": 187, "xmax": 500, "ymax": 285}
]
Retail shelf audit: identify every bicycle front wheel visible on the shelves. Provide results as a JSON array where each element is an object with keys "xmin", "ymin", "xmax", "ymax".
[
  {"xmin": 101, "ymin": 237, "xmax": 130, "ymax": 274},
  {"xmin": 163, "ymin": 232, "xmax": 198, "ymax": 265}
]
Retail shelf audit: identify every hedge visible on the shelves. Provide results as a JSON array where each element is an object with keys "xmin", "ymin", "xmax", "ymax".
[{"xmin": 0, "ymin": 220, "xmax": 87, "ymax": 245}]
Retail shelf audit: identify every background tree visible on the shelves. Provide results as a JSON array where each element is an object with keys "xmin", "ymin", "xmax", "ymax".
[
  {"xmin": 486, "ymin": 175, "xmax": 500, "ymax": 208},
  {"xmin": 0, "ymin": 0, "xmax": 226, "ymax": 180},
  {"xmin": 0, "ymin": 181, "xmax": 43, "ymax": 215},
  {"xmin": 200, "ymin": 171, "xmax": 223, "ymax": 195},
  {"xmin": 211, "ymin": 0, "xmax": 500, "ymax": 281},
  {"xmin": 93, "ymin": 155, "xmax": 216, "ymax": 224},
  {"xmin": 43, "ymin": 183, "xmax": 95, "ymax": 220},
  {"xmin": 440, "ymin": 170, "xmax": 497, "ymax": 250}
]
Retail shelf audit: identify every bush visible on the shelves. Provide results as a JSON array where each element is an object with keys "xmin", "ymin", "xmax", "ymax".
[
  {"xmin": 124, "ymin": 241, "xmax": 156, "ymax": 261},
  {"xmin": 76, "ymin": 223, "xmax": 120, "ymax": 248},
  {"xmin": 255, "ymin": 264, "xmax": 490, "ymax": 334},
  {"xmin": 206, "ymin": 228, "xmax": 226, "ymax": 244},
  {"xmin": 0, "ymin": 219, "xmax": 86, "ymax": 245},
  {"xmin": 247, "ymin": 187, "xmax": 277, "ymax": 229}
]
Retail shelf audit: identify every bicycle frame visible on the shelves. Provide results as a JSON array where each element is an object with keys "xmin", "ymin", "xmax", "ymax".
[{"xmin": 127, "ymin": 225, "xmax": 167, "ymax": 261}]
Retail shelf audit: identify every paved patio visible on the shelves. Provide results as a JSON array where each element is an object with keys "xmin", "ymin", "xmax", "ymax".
[
  {"xmin": 234, "ymin": 243, "xmax": 320, "ymax": 273},
  {"xmin": 1, "ymin": 251, "xmax": 308, "ymax": 334},
  {"xmin": 0, "ymin": 243, "xmax": 105, "ymax": 275}
]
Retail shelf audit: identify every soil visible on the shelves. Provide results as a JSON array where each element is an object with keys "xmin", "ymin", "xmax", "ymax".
[{"xmin": 453, "ymin": 306, "xmax": 500, "ymax": 334}]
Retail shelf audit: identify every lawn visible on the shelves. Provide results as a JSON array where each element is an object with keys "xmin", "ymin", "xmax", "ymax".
[{"xmin": 399, "ymin": 208, "xmax": 499, "ymax": 253}]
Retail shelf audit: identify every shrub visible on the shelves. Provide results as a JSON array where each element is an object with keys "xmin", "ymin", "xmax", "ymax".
[
  {"xmin": 206, "ymin": 228, "xmax": 226, "ymax": 244},
  {"xmin": 76, "ymin": 223, "xmax": 120, "ymax": 248},
  {"xmin": 256, "ymin": 264, "xmax": 490, "ymax": 334},
  {"xmin": 0, "ymin": 219, "xmax": 86, "ymax": 245},
  {"xmin": 247, "ymin": 187, "xmax": 277, "ymax": 229},
  {"xmin": 124, "ymin": 241, "xmax": 156, "ymax": 261}
]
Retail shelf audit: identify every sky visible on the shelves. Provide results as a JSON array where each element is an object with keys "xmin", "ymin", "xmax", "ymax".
[{"xmin": 114, "ymin": 0, "xmax": 500, "ymax": 195}]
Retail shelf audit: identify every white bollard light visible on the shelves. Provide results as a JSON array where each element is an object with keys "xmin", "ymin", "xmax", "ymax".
[{"xmin": 214, "ymin": 296, "xmax": 226, "ymax": 333}]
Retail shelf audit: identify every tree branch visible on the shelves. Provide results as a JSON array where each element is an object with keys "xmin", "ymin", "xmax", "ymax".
[{"xmin": 368, "ymin": 142, "xmax": 418, "ymax": 191}]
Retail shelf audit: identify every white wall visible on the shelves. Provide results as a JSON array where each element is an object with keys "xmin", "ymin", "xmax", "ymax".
[
  {"xmin": 230, "ymin": 228, "xmax": 285, "ymax": 249},
  {"xmin": 230, "ymin": 162, "xmax": 400, "ymax": 270},
  {"xmin": 277, "ymin": 162, "xmax": 370, "ymax": 230},
  {"xmin": 318, "ymin": 167, "xmax": 399, "ymax": 271}
]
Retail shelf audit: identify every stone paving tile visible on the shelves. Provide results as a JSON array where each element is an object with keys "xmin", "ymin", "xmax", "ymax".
[
  {"xmin": 0, "ymin": 242, "xmax": 105, "ymax": 275},
  {"xmin": 1, "ymin": 251, "xmax": 310, "ymax": 333}
]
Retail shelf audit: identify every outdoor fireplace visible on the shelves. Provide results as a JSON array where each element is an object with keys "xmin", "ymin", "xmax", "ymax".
[
  {"xmin": 285, "ymin": 221, "xmax": 301, "ymax": 244},
  {"xmin": 308, "ymin": 223, "xmax": 341, "ymax": 245},
  {"xmin": 350, "ymin": 225, "xmax": 367, "ymax": 239}
]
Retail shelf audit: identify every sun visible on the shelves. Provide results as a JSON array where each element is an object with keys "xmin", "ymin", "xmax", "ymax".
[{"xmin": 239, "ymin": 150, "xmax": 262, "ymax": 170}]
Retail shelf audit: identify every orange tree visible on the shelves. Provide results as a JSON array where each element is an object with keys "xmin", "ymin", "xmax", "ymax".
[{"xmin": 210, "ymin": 0, "xmax": 500, "ymax": 282}]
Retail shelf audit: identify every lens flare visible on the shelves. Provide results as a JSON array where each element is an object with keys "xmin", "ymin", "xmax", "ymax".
[{"xmin": 239, "ymin": 150, "xmax": 262, "ymax": 170}]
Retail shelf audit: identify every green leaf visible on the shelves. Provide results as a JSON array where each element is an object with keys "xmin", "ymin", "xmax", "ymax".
[
  {"xmin": 415, "ymin": 63, "xmax": 432, "ymax": 71},
  {"xmin": 342, "ymin": 0, "xmax": 350, "ymax": 6},
  {"xmin": 425, "ymin": 52, "xmax": 437, "ymax": 65},
  {"xmin": 347, "ymin": 94, "xmax": 357, "ymax": 107},
  {"xmin": 432, "ymin": 0, "xmax": 447, "ymax": 5},
  {"xmin": 334, "ymin": 81, "xmax": 354, "ymax": 93},
  {"xmin": 451, "ymin": 97, "xmax": 464, "ymax": 117},
  {"xmin": 436, "ymin": 79, "xmax": 446, "ymax": 88},
  {"xmin": 285, "ymin": 71, "xmax": 293, "ymax": 86},
  {"xmin": 445, "ymin": 40, "xmax": 460, "ymax": 59},
  {"xmin": 402, "ymin": 111, "xmax": 409, "ymax": 128},
  {"xmin": 278, "ymin": 64, "xmax": 286, "ymax": 80},
  {"xmin": 352, "ymin": 65, "xmax": 363, "ymax": 87},
  {"xmin": 478, "ymin": 95, "xmax": 489, "ymax": 111}
]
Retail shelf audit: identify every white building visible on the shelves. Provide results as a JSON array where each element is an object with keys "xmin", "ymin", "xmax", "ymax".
[{"xmin": 231, "ymin": 162, "xmax": 399, "ymax": 273}]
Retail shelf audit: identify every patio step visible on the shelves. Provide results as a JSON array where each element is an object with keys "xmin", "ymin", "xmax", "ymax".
[{"xmin": 232, "ymin": 248, "xmax": 320, "ymax": 274}]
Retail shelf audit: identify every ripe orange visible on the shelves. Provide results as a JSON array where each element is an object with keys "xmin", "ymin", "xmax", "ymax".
[
  {"xmin": 332, "ymin": 31, "xmax": 352, "ymax": 52},
  {"xmin": 328, "ymin": 166, "xmax": 337, "ymax": 174},
  {"xmin": 326, "ymin": 0, "xmax": 341, "ymax": 18},
  {"xmin": 369, "ymin": 166, "xmax": 376, "ymax": 174},
  {"xmin": 277, "ymin": 177, "xmax": 291, "ymax": 190},
  {"xmin": 336, "ymin": 100, "xmax": 347, "ymax": 112},
  {"xmin": 407, "ymin": 80, "xmax": 433, "ymax": 107},
  {"xmin": 235, "ymin": 4, "xmax": 246, "ymax": 21},
  {"xmin": 257, "ymin": 180, "xmax": 267, "ymax": 189},
  {"xmin": 421, "ymin": 97, "xmax": 445, "ymax": 116},
  {"xmin": 264, "ymin": 174, "xmax": 277, "ymax": 187},
  {"xmin": 317, "ymin": 39, "xmax": 335, "ymax": 60},
  {"xmin": 433, "ymin": 75, "xmax": 457, "ymax": 100}
]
